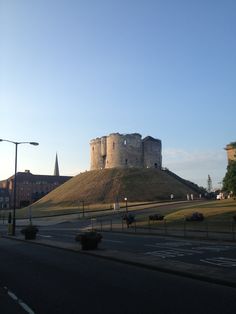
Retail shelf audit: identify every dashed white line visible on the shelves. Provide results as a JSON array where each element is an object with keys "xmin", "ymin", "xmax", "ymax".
[
  {"xmin": 7, "ymin": 289, "xmax": 18, "ymax": 301},
  {"xmin": 4, "ymin": 286, "xmax": 35, "ymax": 314},
  {"xmin": 19, "ymin": 300, "xmax": 35, "ymax": 314}
]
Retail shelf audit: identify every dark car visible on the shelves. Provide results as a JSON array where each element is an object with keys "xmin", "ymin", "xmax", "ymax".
[
  {"xmin": 149, "ymin": 214, "xmax": 164, "ymax": 221},
  {"xmin": 186, "ymin": 212, "xmax": 204, "ymax": 222}
]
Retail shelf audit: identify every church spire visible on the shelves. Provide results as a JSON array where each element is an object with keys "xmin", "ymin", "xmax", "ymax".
[{"xmin": 54, "ymin": 153, "xmax": 60, "ymax": 176}]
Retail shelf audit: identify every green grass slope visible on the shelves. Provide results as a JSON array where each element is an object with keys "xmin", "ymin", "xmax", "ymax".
[{"xmin": 31, "ymin": 168, "xmax": 200, "ymax": 210}]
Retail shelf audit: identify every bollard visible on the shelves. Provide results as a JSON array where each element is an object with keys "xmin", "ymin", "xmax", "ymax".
[{"xmin": 8, "ymin": 212, "xmax": 13, "ymax": 235}]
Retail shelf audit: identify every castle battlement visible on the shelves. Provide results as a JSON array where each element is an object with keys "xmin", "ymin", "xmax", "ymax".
[
  {"xmin": 90, "ymin": 133, "xmax": 162, "ymax": 170},
  {"xmin": 225, "ymin": 142, "xmax": 236, "ymax": 163}
]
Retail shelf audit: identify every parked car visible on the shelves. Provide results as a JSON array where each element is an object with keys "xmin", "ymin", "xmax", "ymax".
[
  {"xmin": 149, "ymin": 214, "xmax": 164, "ymax": 221},
  {"xmin": 185, "ymin": 212, "xmax": 204, "ymax": 222}
]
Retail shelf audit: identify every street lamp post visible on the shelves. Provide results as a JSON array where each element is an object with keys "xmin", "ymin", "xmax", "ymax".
[
  {"xmin": 0, "ymin": 139, "xmax": 39, "ymax": 236},
  {"xmin": 124, "ymin": 197, "xmax": 128, "ymax": 214}
]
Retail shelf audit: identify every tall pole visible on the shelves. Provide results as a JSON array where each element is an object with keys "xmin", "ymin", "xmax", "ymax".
[
  {"xmin": 124, "ymin": 197, "xmax": 128, "ymax": 213},
  {"xmin": 0, "ymin": 139, "xmax": 39, "ymax": 236},
  {"xmin": 12, "ymin": 143, "xmax": 18, "ymax": 236}
]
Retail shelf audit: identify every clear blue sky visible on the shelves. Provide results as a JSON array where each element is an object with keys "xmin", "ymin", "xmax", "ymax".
[{"xmin": 0, "ymin": 0, "xmax": 235, "ymax": 189}]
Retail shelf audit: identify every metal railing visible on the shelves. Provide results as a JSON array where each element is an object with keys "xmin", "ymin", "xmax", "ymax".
[{"xmin": 92, "ymin": 217, "xmax": 236, "ymax": 241}]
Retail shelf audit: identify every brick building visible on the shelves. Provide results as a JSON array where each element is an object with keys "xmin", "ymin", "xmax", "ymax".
[
  {"xmin": 0, "ymin": 155, "xmax": 72, "ymax": 209},
  {"xmin": 0, "ymin": 188, "xmax": 10, "ymax": 209}
]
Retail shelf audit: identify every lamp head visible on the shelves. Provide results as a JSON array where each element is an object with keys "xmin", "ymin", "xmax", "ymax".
[{"xmin": 30, "ymin": 142, "xmax": 39, "ymax": 146}]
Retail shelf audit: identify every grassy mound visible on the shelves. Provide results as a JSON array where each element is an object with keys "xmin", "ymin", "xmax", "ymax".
[
  {"xmin": 165, "ymin": 199, "xmax": 236, "ymax": 222},
  {"xmin": 28, "ymin": 168, "xmax": 200, "ymax": 211}
]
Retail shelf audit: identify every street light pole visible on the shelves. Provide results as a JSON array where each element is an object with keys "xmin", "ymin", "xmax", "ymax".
[
  {"xmin": 12, "ymin": 142, "xmax": 18, "ymax": 235},
  {"xmin": 0, "ymin": 139, "xmax": 39, "ymax": 236},
  {"xmin": 124, "ymin": 197, "xmax": 128, "ymax": 214}
]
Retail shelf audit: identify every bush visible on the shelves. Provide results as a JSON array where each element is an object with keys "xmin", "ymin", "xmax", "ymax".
[
  {"xmin": 21, "ymin": 225, "xmax": 38, "ymax": 240},
  {"xmin": 75, "ymin": 231, "xmax": 102, "ymax": 250}
]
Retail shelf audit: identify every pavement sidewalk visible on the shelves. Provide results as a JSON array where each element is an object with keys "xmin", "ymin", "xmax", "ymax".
[{"xmin": 2, "ymin": 232, "xmax": 236, "ymax": 289}]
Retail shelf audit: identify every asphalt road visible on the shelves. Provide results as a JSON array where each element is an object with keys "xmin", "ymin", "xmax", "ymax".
[
  {"xmin": 24, "ymin": 223, "xmax": 236, "ymax": 271},
  {"xmin": 1, "ymin": 238, "xmax": 236, "ymax": 314}
]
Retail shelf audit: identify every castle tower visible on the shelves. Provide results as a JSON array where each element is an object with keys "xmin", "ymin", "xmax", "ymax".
[
  {"xmin": 54, "ymin": 153, "xmax": 60, "ymax": 176},
  {"xmin": 106, "ymin": 133, "xmax": 143, "ymax": 168},
  {"xmin": 90, "ymin": 137, "xmax": 106, "ymax": 170},
  {"xmin": 90, "ymin": 133, "xmax": 162, "ymax": 170},
  {"xmin": 142, "ymin": 136, "xmax": 162, "ymax": 169},
  {"xmin": 225, "ymin": 142, "xmax": 236, "ymax": 163}
]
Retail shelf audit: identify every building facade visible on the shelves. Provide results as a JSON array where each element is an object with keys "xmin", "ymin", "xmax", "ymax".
[
  {"xmin": 0, "ymin": 170, "xmax": 72, "ymax": 209},
  {"xmin": 0, "ymin": 155, "xmax": 72, "ymax": 209},
  {"xmin": 0, "ymin": 188, "xmax": 10, "ymax": 209},
  {"xmin": 90, "ymin": 133, "xmax": 162, "ymax": 170}
]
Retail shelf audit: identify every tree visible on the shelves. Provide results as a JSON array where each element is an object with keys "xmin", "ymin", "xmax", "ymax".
[{"xmin": 223, "ymin": 160, "xmax": 236, "ymax": 195}]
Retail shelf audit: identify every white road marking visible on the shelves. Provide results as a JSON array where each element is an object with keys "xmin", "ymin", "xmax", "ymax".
[
  {"xmin": 200, "ymin": 257, "xmax": 236, "ymax": 267},
  {"xmin": 19, "ymin": 300, "xmax": 36, "ymax": 314},
  {"xmin": 4, "ymin": 286, "xmax": 35, "ymax": 314},
  {"xmin": 195, "ymin": 246, "xmax": 232, "ymax": 252},
  {"xmin": 38, "ymin": 234, "xmax": 52, "ymax": 238},
  {"xmin": 103, "ymin": 239, "xmax": 124, "ymax": 243},
  {"xmin": 7, "ymin": 290, "xmax": 18, "ymax": 300},
  {"xmin": 144, "ymin": 244, "xmax": 203, "ymax": 254},
  {"xmin": 145, "ymin": 250, "xmax": 183, "ymax": 258}
]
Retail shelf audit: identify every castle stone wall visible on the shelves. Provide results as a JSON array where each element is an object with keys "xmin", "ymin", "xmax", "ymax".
[
  {"xmin": 90, "ymin": 133, "xmax": 162, "ymax": 170},
  {"xmin": 143, "ymin": 136, "xmax": 162, "ymax": 168},
  {"xmin": 225, "ymin": 143, "xmax": 236, "ymax": 163},
  {"xmin": 90, "ymin": 138, "xmax": 103, "ymax": 170}
]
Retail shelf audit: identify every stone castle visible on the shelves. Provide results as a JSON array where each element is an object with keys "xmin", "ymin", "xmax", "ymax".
[
  {"xmin": 90, "ymin": 133, "xmax": 162, "ymax": 170},
  {"xmin": 225, "ymin": 142, "xmax": 236, "ymax": 163}
]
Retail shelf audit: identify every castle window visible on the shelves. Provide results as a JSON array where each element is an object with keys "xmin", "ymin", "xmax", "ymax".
[
  {"xmin": 92, "ymin": 147, "xmax": 94, "ymax": 151},
  {"xmin": 124, "ymin": 139, "xmax": 127, "ymax": 145},
  {"xmin": 113, "ymin": 142, "xmax": 115, "ymax": 149},
  {"xmin": 125, "ymin": 159, "xmax": 128, "ymax": 165},
  {"xmin": 154, "ymin": 163, "xmax": 157, "ymax": 168}
]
